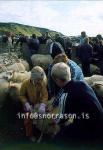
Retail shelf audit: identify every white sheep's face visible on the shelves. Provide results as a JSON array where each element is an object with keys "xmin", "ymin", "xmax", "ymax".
[{"xmin": 3, "ymin": 71, "xmax": 14, "ymax": 80}]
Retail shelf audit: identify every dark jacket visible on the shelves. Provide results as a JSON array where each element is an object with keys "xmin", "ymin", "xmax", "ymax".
[
  {"xmin": 28, "ymin": 38, "xmax": 40, "ymax": 54},
  {"xmin": 38, "ymin": 36, "xmax": 48, "ymax": 44},
  {"xmin": 49, "ymin": 42, "xmax": 65, "ymax": 59},
  {"xmin": 98, "ymin": 44, "xmax": 103, "ymax": 60},
  {"xmin": 16, "ymin": 36, "xmax": 27, "ymax": 46},
  {"xmin": 78, "ymin": 43, "xmax": 93, "ymax": 63},
  {"xmin": 55, "ymin": 37, "xmax": 65, "ymax": 50},
  {"xmin": 53, "ymin": 80, "xmax": 103, "ymax": 137}
]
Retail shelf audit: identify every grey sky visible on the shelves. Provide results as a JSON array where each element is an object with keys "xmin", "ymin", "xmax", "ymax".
[{"xmin": 0, "ymin": 1, "xmax": 103, "ymax": 36}]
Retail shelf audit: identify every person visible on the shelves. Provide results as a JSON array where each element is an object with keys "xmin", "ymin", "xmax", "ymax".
[
  {"xmin": 48, "ymin": 53, "xmax": 84, "ymax": 98},
  {"xmin": 38, "ymin": 32, "xmax": 50, "ymax": 44},
  {"xmin": 2, "ymin": 32, "xmax": 13, "ymax": 53},
  {"xmin": 78, "ymin": 37, "xmax": 93, "ymax": 76},
  {"xmin": 7, "ymin": 33, "xmax": 13, "ymax": 53},
  {"xmin": 47, "ymin": 43, "xmax": 65, "ymax": 98},
  {"xmin": 28, "ymin": 34, "xmax": 40, "ymax": 55},
  {"xmin": 80, "ymin": 31, "xmax": 87, "ymax": 45},
  {"xmin": 46, "ymin": 37, "xmax": 53, "ymax": 53},
  {"xmin": 65, "ymin": 37, "xmax": 72, "ymax": 59},
  {"xmin": 49, "ymin": 41, "xmax": 65, "ymax": 59},
  {"xmin": 55, "ymin": 34, "xmax": 65, "ymax": 50},
  {"xmin": 15, "ymin": 34, "xmax": 33, "ymax": 69},
  {"xmin": 96, "ymin": 34, "xmax": 102, "ymax": 41},
  {"xmin": 15, "ymin": 34, "xmax": 28, "ymax": 46},
  {"xmin": 20, "ymin": 66, "xmax": 48, "ymax": 142},
  {"xmin": 50, "ymin": 62, "xmax": 103, "ymax": 139},
  {"xmin": 98, "ymin": 40, "xmax": 103, "ymax": 75},
  {"xmin": 92, "ymin": 37, "xmax": 100, "ymax": 60}
]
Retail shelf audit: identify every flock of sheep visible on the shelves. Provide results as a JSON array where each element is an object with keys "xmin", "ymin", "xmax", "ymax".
[{"xmin": 0, "ymin": 52, "xmax": 103, "ymax": 141}]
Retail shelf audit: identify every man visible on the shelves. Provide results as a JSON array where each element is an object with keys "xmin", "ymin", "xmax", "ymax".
[
  {"xmin": 55, "ymin": 34, "xmax": 66, "ymax": 50},
  {"xmin": 78, "ymin": 37, "xmax": 93, "ymax": 76},
  {"xmin": 15, "ymin": 34, "xmax": 33, "ymax": 69},
  {"xmin": 80, "ymin": 31, "xmax": 87, "ymax": 45},
  {"xmin": 51, "ymin": 62, "xmax": 103, "ymax": 139},
  {"xmin": 98, "ymin": 40, "xmax": 103, "ymax": 75},
  {"xmin": 48, "ymin": 54, "xmax": 84, "ymax": 98},
  {"xmin": 15, "ymin": 34, "xmax": 28, "ymax": 46},
  {"xmin": 38, "ymin": 32, "xmax": 50, "ymax": 44},
  {"xmin": 49, "ymin": 41, "xmax": 65, "ymax": 59},
  {"xmin": 28, "ymin": 34, "xmax": 40, "ymax": 55},
  {"xmin": 65, "ymin": 37, "xmax": 72, "ymax": 59},
  {"xmin": 20, "ymin": 66, "xmax": 48, "ymax": 142}
]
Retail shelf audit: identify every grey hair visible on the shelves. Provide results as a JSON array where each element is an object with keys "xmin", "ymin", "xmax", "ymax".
[
  {"xmin": 31, "ymin": 66, "xmax": 47, "ymax": 85},
  {"xmin": 51, "ymin": 62, "xmax": 71, "ymax": 82}
]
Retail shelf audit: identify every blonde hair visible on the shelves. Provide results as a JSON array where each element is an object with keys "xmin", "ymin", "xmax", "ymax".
[
  {"xmin": 31, "ymin": 66, "xmax": 44, "ymax": 73},
  {"xmin": 53, "ymin": 53, "xmax": 68, "ymax": 64}
]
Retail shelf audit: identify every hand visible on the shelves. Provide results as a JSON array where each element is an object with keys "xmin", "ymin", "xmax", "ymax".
[
  {"xmin": 64, "ymin": 118, "xmax": 74, "ymax": 126},
  {"xmin": 24, "ymin": 102, "xmax": 31, "ymax": 112},
  {"xmin": 46, "ymin": 104, "xmax": 53, "ymax": 112},
  {"xmin": 39, "ymin": 103, "xmax": 46, "ymax": 114}
]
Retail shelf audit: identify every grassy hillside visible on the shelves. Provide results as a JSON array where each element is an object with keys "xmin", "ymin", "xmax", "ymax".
[{"xmin": 0, "ymin": 22, "xmax": 62, "ymax": 37}]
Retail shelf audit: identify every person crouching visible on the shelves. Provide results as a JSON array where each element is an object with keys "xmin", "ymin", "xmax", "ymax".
[{"xmin": 20, "ymin": 66, "xmax": 48, "ymax": 142}]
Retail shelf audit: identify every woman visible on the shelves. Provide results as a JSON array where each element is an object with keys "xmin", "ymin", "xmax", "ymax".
[{"xmin": 20, "ymin": 66, "xmax": 48, "ymax": 142}]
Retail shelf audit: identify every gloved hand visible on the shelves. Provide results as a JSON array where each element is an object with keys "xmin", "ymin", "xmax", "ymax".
[
  {"xmin": 46, "ymin": 104, "xmax": 53, "ymax": 112},
  {"xmin": 38, "ymin": 103, "xmax": 46, "ymax": 114},
  {"xmin": 24, "ymin": 102, "xmax": 31, "ymax": 112}
]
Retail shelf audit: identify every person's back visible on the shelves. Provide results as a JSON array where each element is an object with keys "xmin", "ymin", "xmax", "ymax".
[
  {"xmin": 16, "ymin": 36, "xmax": 27, "ymax": 45},
  {"xmin": 28, "ymin": 38, "xmax": 40, "ymax": 54},
  {"xmin": 46, "ymin": 38, "xmax": 53, "ymax": 53},
  {"xmin": 63, "ymin": 80, "xmax": 103, "ymax": 138},
  {"xmin": 51, "ymin": 62, "xmax": 103, "ymax": 139},
  {"xmin": 38, "ymin": 33, "xmax": 48, "ymax": 44},
  {"xmin": 55, "ymin": 36, "xmax": 65, "ymax": 50},
  {"xmin": 98, "ymin": 41, "xmax": 103, "ymax": 60},
  {"xmin": 98, "ymin": 40, "xmax": 103, "ymax": 75},
  {"xmin": 79, "ymin": 43, "xmax": 93, "ymax": 63},
  {"xmin": 50, "ymin": 42, "xmax": 65, "ymax": 59},
  {"xmin": 78, "ymin": 39, "xmax": 93, "ymax": 76},
  {"xmin": 15, "ymin": 35, "xmax": 33, "ymax": 69},
  {"xmin": 65, "ymin": 38, "xmax": 72, "ymax": 58},
  {"xmin": 67, "ymin": 59, "xmax": 84, "ymax": 81},
  {"xmin": 93, "ymin": 41, "xmax": 100, "ymax": 59}
]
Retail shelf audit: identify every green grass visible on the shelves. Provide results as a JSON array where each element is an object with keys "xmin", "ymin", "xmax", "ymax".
[{"xmin": 0, "ymin": 22, "xmax": 62, "ymax": 37}]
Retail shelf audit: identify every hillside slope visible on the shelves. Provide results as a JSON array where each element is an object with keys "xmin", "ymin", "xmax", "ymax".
[{"xmin": 0, "ymin": 22, "xmax": 63, "ymax": 37}]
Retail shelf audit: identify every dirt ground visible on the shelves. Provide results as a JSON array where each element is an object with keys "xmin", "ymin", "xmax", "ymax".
[{"xmin": 0, "ymin": 92, "xmax": 103, "ymax": 150}]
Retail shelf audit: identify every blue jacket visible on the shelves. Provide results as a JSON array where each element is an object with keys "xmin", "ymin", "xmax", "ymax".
[{"xmin": 67, "ymin": 60, "xmax": 84, "ymax": 81}]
